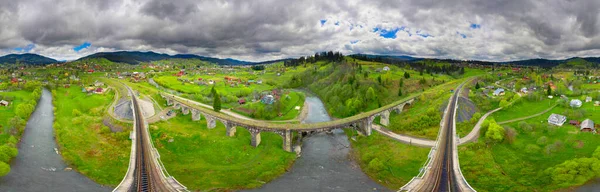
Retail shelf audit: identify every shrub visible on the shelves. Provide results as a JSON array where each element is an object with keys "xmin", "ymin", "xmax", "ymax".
[
  {"xmin": 0, "ymin": 161, "xmax": 10, "ymax": 176},
  {"xmin": 525, "ymin": 144, "xmax": 541, "ymax": 154},
  {"xmin": 368, "ymin": 158, "xmax": 385, "ymax": 172},
  {"xmin": 72, "ymin": 109, "xmax": 82, "ymax": 117},
  {"xmin": 537, "ymin": 136, "xmax": 548, "ymax": 145}
]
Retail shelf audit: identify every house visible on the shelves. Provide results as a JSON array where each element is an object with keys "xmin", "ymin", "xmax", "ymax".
[
  {"xmin": 520, "ymin": 87, "xmax": 528, "ymax": 93},
  {"xmin": 87, "ymin": 69, "xmax": 94, "ymax": 73},
  {"xmin": 95, "ymin": 87, "xmax": 104, "ymax": 94},
  {"xmin": 208, "ymin": 80, "xmax": 214, "ymax": 85},
  {"xmin": 257, "ymin": 80, "xmax": 263, "ymax": 84},
  {"xmin": 493, "ymin": 88, "xmax": 505, "ymax": 96},
  {"xmin": 238, "ymin": 99, "xmax": 246, "ymax": 105},
  {"xmin": 570, "ymin": 99, "xmax": 582, "ymax": 108},
  {"xmin": 0, "ymin": 100, "xmax": 9, "ymax": 106},
  {"xmin": 595, "ymin": 101, "xmax": 600, "ymax": 106},
  {"xmin": 548, "ymin": 113, "xmax": 567, "ymax": 126},
  {"xmin": 94, "ymin": 81, "xmax": 104, "ymax": 87},
  {"xmin": 383, "ymin": 66, "xmax": 390, "ymax": 71},
  {"xmin": 585, "ymin": 96, "xmax": 592, "ymax": 103},
  {"xmin": 261, "ymin": 95, "xmax": 275, "ymax": 105},
  {"xmin": 580, "ymin": 119, "xmax": 595, "ymax": 132},
  {"xmin": 569, "ymin": 120, "xmax": 580, "ymax": 126}
]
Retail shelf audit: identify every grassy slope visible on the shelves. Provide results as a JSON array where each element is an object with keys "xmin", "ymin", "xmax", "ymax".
[
  {"xmin": 460, "ymin": 103, "xmax": 600, "ymax": 191},
  {"xmin": 150, "ymin": 115, "xmax": 296, "ymax": 190},
  {"xmin": 234, "ymin": 91, "xmax": 305, "ymax": 120},
  {"xmin": 385, "ymin": 80, "xmax": 461, "ymax": 139},
  {"xmin": 346, "ymin": 130, "xmax": 430, "ymax": 189},
  {"xmin": 0, "ymin": 90, "xmax": 33, "ymax": 136},
  {"xmin": 53, "ymin": 86, "xmax": 130, "ymax": 185},
  {"xmin": 491, "ymin": 98, "xmax": 556, "ymax": 122}
]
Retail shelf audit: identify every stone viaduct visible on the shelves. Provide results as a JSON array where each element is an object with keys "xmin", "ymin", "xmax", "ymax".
[{"xmin": 162, "ymin": 93, "xmax": 414, "ymax": 152}]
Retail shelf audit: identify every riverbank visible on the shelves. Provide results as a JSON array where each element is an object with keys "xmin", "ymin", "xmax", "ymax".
[{"xmin": 0, "ymin": 88, "xmax": 110, "ymax": 191}]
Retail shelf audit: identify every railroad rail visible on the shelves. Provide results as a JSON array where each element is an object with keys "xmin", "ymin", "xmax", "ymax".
[{"xmin": 114, "ymin": 85, "xmax": 187, "ymax": 192}]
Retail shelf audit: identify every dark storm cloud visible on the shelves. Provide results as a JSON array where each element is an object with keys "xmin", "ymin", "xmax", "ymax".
[{"xmin": 0, "ymin": 0, "xmax": 599, "ymax": 61}]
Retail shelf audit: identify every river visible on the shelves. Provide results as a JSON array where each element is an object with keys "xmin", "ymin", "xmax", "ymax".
[
  {"xmin": 245, "ymin": 96, "xmax": 387, "ymax": 192},
  {"xmin": 0, "ymin": 89, "xmax": 110, "ymax": 192}
]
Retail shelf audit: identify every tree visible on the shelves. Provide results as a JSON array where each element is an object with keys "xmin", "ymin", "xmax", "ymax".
[
  {"xmin": 404, "ymin": 71, "xmax": 410, "ymax": 79},
  {"xmin": 547, "ymin": 84, "xmax": 552, "ymax": 96},
  {"xmin": 0, "ymin": 161, "xmax": 9, "ymax": 177},
  {"xmin": 475, "ymin": 82, "xmax": 480, "ymax": 89},
  {"xmin": 399, "ymin": 79, "xmax": 404, "ymax": 87},
  {"xmin": 485, "ymin": 120, "xmax": 505, "ymax": 143},
  {"xmin": 366, "ymin": 87, "xmax": 376, "ymax": 102},
  {"xmin": 377, "ymin": 75, "xmax": 382, "ymax": 84},
  {"xmin": 398, "ymin": 88, "xmax": 402, "ymax": 96},
  {"xmin": 213, "ymin": 91, "xmax": 221, "ymax": 112}
]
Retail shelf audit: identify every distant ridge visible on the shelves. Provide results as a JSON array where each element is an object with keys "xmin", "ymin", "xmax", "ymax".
[
  {"xmin": 77, "ymin": 51, "xmax": 276, "ymax": 65},
  {"xmin": 0, "ymin": 53, "xmax": 58, "ymax": 65},
  {"xmin": 0, "ymin": 51, "xmax": 598, "ymax": 67}
]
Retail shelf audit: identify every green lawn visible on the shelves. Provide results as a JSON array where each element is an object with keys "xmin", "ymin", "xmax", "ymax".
[
  {"xmin": 150, "ymin": 114, "xmax": 296, "ymax": 190},
  {"xmin": 384, "ymin": 80, "xmax": 461, "ymax": 139},
  {"xmin": 492, "ymin": 98, "xmax": 557, "ymax": 122},
  {"xmin": 346, "ymin": 130, "xmax": 430, "ymax": 189},
  {"xmin": 460, "ymin": 102, "xmax": 600, "ymax": 191},
  {"xmin": 234, "ymin": 91, "xmax": 305, "ymax": 120},
  {"xmin": 0, "ymin": 90, "xmax": 35, "ymax": 136},
  {"xmin": 53, "ymin": 86, "xmax": 131, "ymax": 185}
]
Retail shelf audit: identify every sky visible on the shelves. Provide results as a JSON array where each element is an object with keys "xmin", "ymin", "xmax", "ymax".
[{"xmin": 0, "ymin": 0, "xmax": 599, "ymax": 62}]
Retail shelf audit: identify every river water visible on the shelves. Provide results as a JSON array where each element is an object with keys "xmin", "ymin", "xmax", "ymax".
[
  {"xmin": 0, "ymin": 89, "xmax": 109, "ymax": 192},
  {"xmin": 245, "ymin": 97, "xmax": 387, "ymax": 192}
]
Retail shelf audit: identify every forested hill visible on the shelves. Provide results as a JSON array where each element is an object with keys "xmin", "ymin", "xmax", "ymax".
[
  {"xmin": 77, "ymin": 51, "xmax": 273, "ymax": 65},
  {"xmin": 349, "ymin": 54, "xmax": 600, "ymax": 68},
  {"xmin": 0, "ymin": 53, "xmax": 58, "ymax": 65}
]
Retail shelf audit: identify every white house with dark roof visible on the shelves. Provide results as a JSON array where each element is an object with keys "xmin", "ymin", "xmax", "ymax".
[
  {"xmin": 580, "ymin": 119, "xmax": 595, "ymax": 132},
  {"xmin": 548, "ymin": 113, "xmax": 567, "ymax": 126}
]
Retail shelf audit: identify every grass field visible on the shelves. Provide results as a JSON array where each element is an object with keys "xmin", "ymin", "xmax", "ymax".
[
  {"xmin": 346, "ymin": 130, "xmax": 430, "ymax": 189},
  {"xmin": 491, "ymin": 98, "xmax": 556, "ymax": 122},
  {"xmin": 460, "ymin": 102, "xmax": 600, "ymax": 191},
  {"xmin": 150, "ymin": 115, "xmax": 296, "ymax": 190},
  {"xmin": 234, "ymin": 91, "xmax": 305, "ymax": 120},
  {"xmin": 0, "ymin": 90, "xmax": 35, "ymax": 136},
  {"xmin": 53, "ymin": 86, "xmax": 131, "ymax": 185},
  {"xmin": 384, "ymin": 80, "xmax": 461, "ymax": 139}
]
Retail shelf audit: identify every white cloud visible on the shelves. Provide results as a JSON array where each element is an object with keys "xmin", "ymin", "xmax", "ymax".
[{"xmin": 0, "ymin": 0, "xmax": 598, "ymax": 62}]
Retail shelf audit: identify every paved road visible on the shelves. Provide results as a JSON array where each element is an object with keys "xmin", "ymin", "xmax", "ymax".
[{"xmin": 0, "ymin": 89, "xmax": 110, "ymax": 192}]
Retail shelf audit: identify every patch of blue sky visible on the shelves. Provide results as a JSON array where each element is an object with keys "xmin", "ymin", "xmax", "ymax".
[
  {"xmin": 73, "ymin": 42, "xmax": 91, "ymax": 52},
  {"xmin": 13, "ymin": 44, "xmax": 35, "ymax": 52},
  {"xmin": 470, "ymin": 23, "xmax": 481, "ymax": 29}
]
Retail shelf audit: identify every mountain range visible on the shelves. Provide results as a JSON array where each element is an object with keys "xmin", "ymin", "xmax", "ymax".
[{"xmin": 0, "ymin": 51, "xmax": 598, "ymax": 68}]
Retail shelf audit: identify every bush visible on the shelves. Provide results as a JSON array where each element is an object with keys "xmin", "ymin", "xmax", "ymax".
[
  {"xmin": 0, "ymin": 161, "xmax": 10, "ymax": 176},
  {"xmin": 72, "ymin": 109, "xmax": 82, "ymax": 117},
  {"xmin": 368, "ymin": 158, "xmax": 385, "ymax": 172},
  {"xmin": 525, "ymin": 144, "xmax": 541, "ymax": 154},
  {"xmin": 537, "ymin": 136, "xmax": 548, "ymax": 145}
]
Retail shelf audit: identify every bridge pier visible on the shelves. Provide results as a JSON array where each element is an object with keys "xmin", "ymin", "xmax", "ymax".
[
  {"xmin": 356, "ymin": 119, "xmax": 372, "ymax": 136},
  {"xmin": 380, "ymin": 110, "xmax": 390, "ymax": 126},
  {"xmin": 226, "ymin": 123, "xmax": 236, "ymax": 137},
  {"xmin": 191, "ymin": 109, "xmax": 201, "ymax": 121},
  {"xmin": 174, "ymin": 102, "xmax": 181, "ymax": 110},
  {"xmin": 206, "ymin": 116, "xmax": 216, "ymax": 129},
  {"xmin": 250, "ymin": 130, "xmax": 261, "ymax": 147},
  {"xmin": 166, "ymin": 98, "xmax": 173, "ymax": 106},
  {"xmin": 182, "ymin": 106, "xmax": 189, "ymax": 115},
  {"xmin": 281, "ymin": 130, "xmax": 293, "ymax": 152}
]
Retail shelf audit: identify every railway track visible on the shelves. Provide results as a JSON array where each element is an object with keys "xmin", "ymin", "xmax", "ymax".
[
  {"xmin": 127, "ymin": 86, "xmax": 174, "ymax": 192},
  {"xmin": 413, "ymin": 83, "xmax": 464, "ymax": 192}
]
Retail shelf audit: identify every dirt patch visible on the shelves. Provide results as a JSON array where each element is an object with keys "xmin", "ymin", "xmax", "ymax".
[
  {"xmin": 235, "ymin": 107, "xmax": 254, "ymax": 114},
  {"xmin": 574, "ymin": 140, "xmax": 584, "ymax": 149},
  {"xmin": 103, "ymin": 117, "xmax": 125, "ymax": 132}
]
